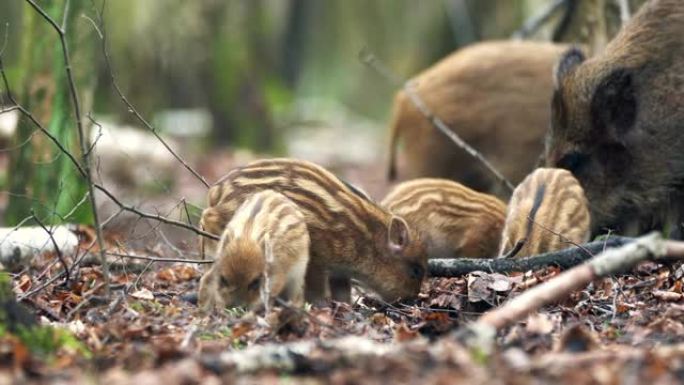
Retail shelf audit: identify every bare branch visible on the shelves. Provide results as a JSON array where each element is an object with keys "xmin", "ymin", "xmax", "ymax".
[
  {"xmin": 104, "ymin": 251, "xmax": 213, "ymax": 265},
  {"xmin": 93, "ymin": 185, "xmax": 218, "ymax": 239},
  {"xmin": 1, "ymin": 58, "xmax": 217, "ymax": 243},
  {"xmin": 31, "ymin": 211, "xmax": 70, "ymax": 285},
  {"xmin": 0, "ymin": 22, "xmax": 9, "ymax": 58},
  {"xmin": 24, "ymin": 0, "xmax": 111, "ymax": 295},
  {"xmin": 616, "ymin": 0, "xmax": 631, "ymax": 25},
  {"xmin": 511, "ymin": 0, "xmax": 567, "ymax": 39},
  {"xmin": 359, "ymin": 47, "xmax": 514, "ymax": 193},
  {"xmin": 87, "ymin": 2, "xmax": 210, "ymax": 189}
]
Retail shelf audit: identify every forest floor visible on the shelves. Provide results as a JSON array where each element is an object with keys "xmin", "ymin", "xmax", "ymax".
[
  {"xmin": 4, "ymin": 152, "xmax": 684, "ymax": 384},
  {"xmin": 7, "ymin": 247, "xmax": 684, "ymax": 384}
]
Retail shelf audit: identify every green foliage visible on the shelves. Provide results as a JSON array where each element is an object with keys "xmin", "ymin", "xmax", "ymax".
[
  {"xmin": 0, "ymin": 273, "xmax": 90, "ymax": 361},
  {"xmin": 198, "ymin": 326, "xmax": 232, "ymax": 341},
  {"xmin": 182, "ymin": 202, "xmax": 205, "ymax": 227},
  {"xmin": 13, "ymin": 324, "xmax": 91, "ymax": 360},
  {"xmin": 5, "ymin": 1, "xmax": 94, "ymax": 226}
]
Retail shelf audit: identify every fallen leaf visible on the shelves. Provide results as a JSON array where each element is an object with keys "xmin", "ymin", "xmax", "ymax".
[
  {"xmin": 130, "ymin": 288, "xmax": 155, "ymax": 301},
  {"xmin": 467, "ymin": 271, "xmax": 513, "ymax": 303},
  {"xmin": 525, "ymin": 313, "xmax": 554, "ymax": 335},
  {"xmin": 15, "ymin": 274, "xmax": 31, "ymax": 293},
  {"xmin": 393, "ymin": 323, "xmax": 418, "ymax": 342}
]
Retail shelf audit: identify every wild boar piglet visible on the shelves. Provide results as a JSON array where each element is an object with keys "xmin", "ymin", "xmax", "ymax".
[
  {"xmin": 382, "ymin": 178, "xmax": 506, "ymax": 259},
  {"xmin": 499, "ymin": 168, "xmax": 591, "ymax": 258},
  {"xmin": 387, "ymin": 40, "xmax": 571, "ymax": 196},
  {"xmin": 198, "ymin": 190, "xmax": 310, "ymax": 311},
  {"xmin": 204, "ymin": 158, "xmax": 428, "ymax": 304}
]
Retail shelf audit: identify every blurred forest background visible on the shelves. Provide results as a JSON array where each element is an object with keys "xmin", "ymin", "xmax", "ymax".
[{"xmin": 0, "ymin": 0, "xmax": 642, "ymax": 230}]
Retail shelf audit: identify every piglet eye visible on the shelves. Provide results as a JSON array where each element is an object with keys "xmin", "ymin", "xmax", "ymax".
[
  {"xmin": 220, "ymin": 276, "xmax": 230, "ymax": 287},
  {"xmin": 409, "ymin": 263, "xmax": 424, "ymax": 280},
  {"xmin": 248, "ymin": 277, "xmax": 261, "ymax": 291}
]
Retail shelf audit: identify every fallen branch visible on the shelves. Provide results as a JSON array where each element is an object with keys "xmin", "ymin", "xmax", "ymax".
[
  {"xmin": 201, "ymin": 335, "xmax": 411, "ymax": 374},
  {"xmin": 428, "ymin": 237, "xmax": 633, "ymax": 277},
  {"xmin": 474, "ymin": 232, "xmax": 678, "ymax": 331},
  {"xmin": 358, "ymin": 48, "xmax": 514, "ymax": 193}
]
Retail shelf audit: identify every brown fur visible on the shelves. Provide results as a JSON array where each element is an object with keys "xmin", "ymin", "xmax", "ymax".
[
  {"xmin": 198, "ymin": 190, "xmax": 310, "ymax": 311},
  {"xmin": 203, "ymin": 158, "xmax": 427, "ymax": 303},
  {"xmin": 381, "ymin": 178, "xmax": 506, "ymax": 259},
  {"xmin": 387, "ymin": 40, "xmax": 570, "ymax": 195},
  {"xmin": 499, "ymin": 168, "xmax": 591, "ymax": 258},
  {"xmin": 546, "ymin": 0, "xmax": 684, "ymax": 237}
]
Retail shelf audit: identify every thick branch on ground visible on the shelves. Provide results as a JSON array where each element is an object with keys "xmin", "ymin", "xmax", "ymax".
[
  {"xmin": 201, "ymin": 336, "xmax": 414, "ymax": 374},
  {"xmin": 199, "ymin": 329, "xmax": 684, "ymax": 376},
  {"xmin": 428, "ymin": 237, "xmax": 633, "ymax": 277},
  {"xmin": 474, "ymin": 232, "xmax": 679, "ymax": 331},
  {"xmin": 358, "ymin": 49, "xmax": 514, "ymax": 193}
]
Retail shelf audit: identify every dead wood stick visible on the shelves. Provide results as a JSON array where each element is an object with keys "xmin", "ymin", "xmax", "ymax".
[
  {"xmin": 428, "ymin": 236, "xmax": 633, "ymax": 277},
  {"xmin": 31, "ymin": 212, "xmax": 70, "ymax": 285},
  {"xmin": 475, "ymin": 232, "xmax": 677, "ymax": 331},
  {"xmin": 201, "ymin": 335, "xmax": 408, "ymax": 374}
]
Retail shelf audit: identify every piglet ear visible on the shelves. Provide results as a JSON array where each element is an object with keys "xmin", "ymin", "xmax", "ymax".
[
  {"xmin": 388, "ymin": 216, "xmax": 410, "ymax": 251},
  {"xmin": 554, "ymin": 47, "xmax": 585, "ymax": 89}
]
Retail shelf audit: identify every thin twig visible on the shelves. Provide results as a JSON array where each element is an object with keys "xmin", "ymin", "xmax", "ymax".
[
  {"xmin": 0, "ymin": 22, "xmax": 9, "ymax": 57},
  {"xmin": 93, "ymin": 186, "xmax": 218, "ymax": 239},
  {"xmin": 66, "ymin": 282, "xmax": 104, "ymax": 320},
  {"xmin": 31, "ymin": 211, "xmax": 70, "ymax": 285},
  {"xmin": 131, "ymin": 260, "xmax": 154, "ymax": 292},
  {"xmin": 104, "ymin": 251, "xmax": 213, "ymax": 264},
  {"xmin": 511, "ymin": 0, "xmax": 567, "ymax": 39},
  {"xmin": 18, "ymin": 239, "xmax": 95, "ymax": 301},
  {"xmin": 18, "ymin": 270, "xmax": 66, "ymax": 301},
  {"xmin": 616, "ymin": 0, "xmax": 631, "ymax": 26},
  {"xmin": 529, "ymin": 216, "xmax": 594, "ymax": 258},
  {"xmin": 1, "ymin": 59, "xmax": 218, "ymax": 241},
  {"xmin": 89, "ymin": 1, "xmax": 209, "ymax": 189},
  {"xmin": 359, "ymin": 47, "xmax": 514, "ymax": 193},
  {"xmin": 25, "ymin": 0, "xmax": 111, "ymax": 295}
]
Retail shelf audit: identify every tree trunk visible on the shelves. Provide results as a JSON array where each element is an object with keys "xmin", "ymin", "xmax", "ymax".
[{"xmin": 6, "ymin": 2, "xmax": 95, "ymax": 226}]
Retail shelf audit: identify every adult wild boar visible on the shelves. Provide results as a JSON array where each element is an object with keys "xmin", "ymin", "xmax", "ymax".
[
  {"xmin": 545, "ymin": 0, "xmax": 684, "ymax": 237},
  {"xmin": 387, "ymin": 40, "xmax": 570, "ymax": 195}
]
